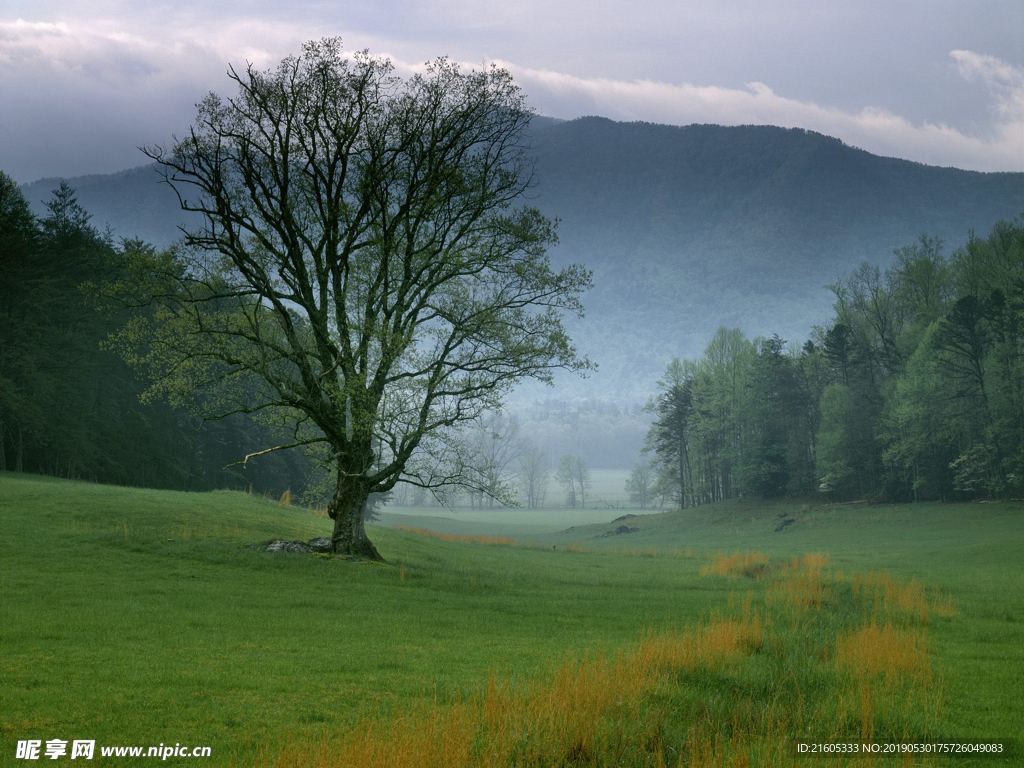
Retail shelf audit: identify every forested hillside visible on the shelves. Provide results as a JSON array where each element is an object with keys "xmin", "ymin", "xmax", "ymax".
[
  {"xmin": 642, "ymin": 218, "xmax": 1024, "ymax": 504},
  {"xmin": 20, "ymin": 118, "xmax": 1024, "ymax": 400},
  {"xmin": 10, "ymin": 120, "xmax": 1023, "ymax": 474},
  {"xmin": 0, "ymin": 174, "xmax": 310, "ymax": 493}
]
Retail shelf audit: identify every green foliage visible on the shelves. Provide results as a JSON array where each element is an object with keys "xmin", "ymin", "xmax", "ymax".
[
  {"xmin": 816, "ymin": 384, "xmax": 858, "ymax": 495},
  {"xmin": 881, "ymin": 324, "xmax": 958, "ymax": 500},
  {"xmin": 20, "ymin": 119, "xmax": 1024, "ymax": 400},
  {"xmin": 624, "ymin": 460, "xmax": 654, "ymax": 509},
  {"xmin": 643, "ymin": 216, "xmax": 1024, "ymax": 504},
  {"xmin": 0, "ymin": 177, "xmax": 311, "ymax": 494},
  {"xmin": 949, "ymin": 444, "xmax": 1000, "ymax": 495},
  {"xmin": 108, "ymin": 41, "xmax": 591, "ymax": 559},
  {"xmin": 645, "ymin": 358, "xmax": 696, "ymax": 507},
  {"xmin": 645, "ymin": 329, "xmax": 823, "ymax": 506}
]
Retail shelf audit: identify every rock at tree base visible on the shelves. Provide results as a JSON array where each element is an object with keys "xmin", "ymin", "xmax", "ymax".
[
  {"xmin": 256, "ymin": 537, "xmax": 334, "ymax": 553},
  {"xmin": 264, "ymin": 540, "xmax": 314, "ymax": 553}
]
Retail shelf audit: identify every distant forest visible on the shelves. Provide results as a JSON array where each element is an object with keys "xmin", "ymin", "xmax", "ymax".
[
  {"xmin": 0, "ymin": 174, "xmax": 310, "ymax": 494},
  {"xmin": 4, "ymin": 117, "xmax": 1024, "ymax": 492},
  {"xmin": 20, "ymin": 118, "xmax": 1024, "ymax": 400},
  {"xmin": 643, "ymin": 218, "xmax": 1024, "ymax": 504}
]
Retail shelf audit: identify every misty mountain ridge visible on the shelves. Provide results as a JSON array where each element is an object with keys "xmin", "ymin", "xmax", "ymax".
[{"xmin": 19, "ymin": 117, "xmax": 1024, "ymax": 402}]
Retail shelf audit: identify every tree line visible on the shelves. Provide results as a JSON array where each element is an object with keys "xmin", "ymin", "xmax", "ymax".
[
  {"xmin": 385, "ymin": 408, "xmax": 596, "ymax": 511},
  {"xmin": 0, "ymin": 174, "xmax": 600, "ymax": 511},
  {"xmin": 642, "ymin": 218, "xmax": 1024, "ymax": 505},
  {"xmin": 0, "ymin": 173, "xmax": 311, "ymax": 494},
  {"xmin": 0, "ymin": 172, "xmax": 599, "ymax": 512}
]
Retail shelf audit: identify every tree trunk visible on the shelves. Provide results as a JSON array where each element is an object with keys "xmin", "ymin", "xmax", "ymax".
[
  {"xmin": 328, "ymin": 472, "xmax": 384, "ymax": 561},
  {"xmin": 0, "ymin": 405, "xmax": 6, "ymax": 472},
  {"xmin": 15, "ymin": 423, "xmax": 24, "ymax": 473}
]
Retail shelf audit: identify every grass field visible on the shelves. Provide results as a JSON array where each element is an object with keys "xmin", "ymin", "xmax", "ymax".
[{"xmin": 2, "ymin": 472, "xmax": 1022, "ymax": 765}]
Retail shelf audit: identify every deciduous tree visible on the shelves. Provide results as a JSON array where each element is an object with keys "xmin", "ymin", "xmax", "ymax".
[
  {"xmin": 113, "ymin": 40, "xmax": 591, "ymax": 559},
  {"xmin": 518, "ymin": 445, "xmax": 549, "ymax": 509}
]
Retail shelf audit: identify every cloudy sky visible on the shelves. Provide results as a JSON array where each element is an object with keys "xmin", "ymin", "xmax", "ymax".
[{"xmin": 1, "ymin": 0, "xmax": 1022, "ymax": 182}]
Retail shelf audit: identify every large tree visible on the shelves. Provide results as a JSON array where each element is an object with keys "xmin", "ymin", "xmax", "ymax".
[
  {"xmin": 115, "ymin": 40, "xmax": 591, "ymax": 560},
  {"xmin": 645, "ymin": 358, "xmax": 695, "ymax": 507}
]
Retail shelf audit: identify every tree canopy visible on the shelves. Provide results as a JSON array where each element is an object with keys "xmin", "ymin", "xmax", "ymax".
[
  {"xmin": 111, "ymin": 39, "xmax": 591, "ymax": 559},
  {"xmin": 643, "ymin": 219, "xmax": 1024, "ymax": 506}
]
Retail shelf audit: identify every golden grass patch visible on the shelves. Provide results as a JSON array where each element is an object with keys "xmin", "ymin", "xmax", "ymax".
[
  {"xmin": 265, "ymin": 616, "xmax": 774, "ymax": 768},
  {"xmin": 835, "ymin": 621, "xmax": 930, "ymax": 683},
  {"xmin": 700, "ymin": 550, "xmax": 771, "ymax": 578},
  {"xmin": 396, "ymin": 526, "xmax": 520, "ymax": 548},
  {"xmin": 261, "ymin": 547, "xmax": 948, "ymax": 767},
  {"xmin": 852, "ymin": 570, "xmax": 957, "ymax": 622}
]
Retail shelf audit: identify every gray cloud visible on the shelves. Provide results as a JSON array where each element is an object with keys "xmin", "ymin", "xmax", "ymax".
[
  {"xmin": 501, "ymin": 55, "xmax": 1024, "ymax": 171},
  {"xmin": 1, "ymin": 2, "xmax": 1021, "ymax": 182}
]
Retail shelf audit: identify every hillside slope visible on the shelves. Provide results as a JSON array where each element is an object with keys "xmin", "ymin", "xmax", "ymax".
[{"xmin": 20, "ymin": 119, "xmax": 1024, "ymax": 399}]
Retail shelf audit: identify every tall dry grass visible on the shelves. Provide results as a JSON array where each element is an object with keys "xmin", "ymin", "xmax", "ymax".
[
  {"xmin": 259, "ymin": 550, "xmax": 947, "ymax": 767},
  {"xmin": 266, "ymin": 612, "xmax": 780, "ymax": 768},
  {"xmin": 835, "ymin": 621, "xmax": 930, "ymax": 683},
  {"xmin": 765, "ymin": 553, "xmax": 832, "ymax": 614},
  {"xmin": 700, "ymin": 549, "xmax": 772, "ymax": 578},
  {"xmin": 396, "ymin": 526, "xmax": 520, "ymax": 548},
  {"xmin": 853, "ymin": 570, "xmax": 957, "ymax": 622}
]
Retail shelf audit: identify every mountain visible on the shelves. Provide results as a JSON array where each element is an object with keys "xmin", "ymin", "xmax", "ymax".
[{"xmin": 19, "ymin": 117, "xmax": 1024, "ymax": 401}]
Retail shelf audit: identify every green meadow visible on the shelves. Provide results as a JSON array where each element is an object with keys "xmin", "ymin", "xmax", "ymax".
[{"xmin": 2, "ymin": 472, "xmax": 1022, "ymax": 765}]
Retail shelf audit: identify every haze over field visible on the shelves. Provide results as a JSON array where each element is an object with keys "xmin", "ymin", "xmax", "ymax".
[
  {"xmin": 18, "ymin": 119, "xmax": 1024, "ymax": 402},
  {"xmin": 7, "ymin": 1, "xmax": 1022, "ymax": 406}
]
